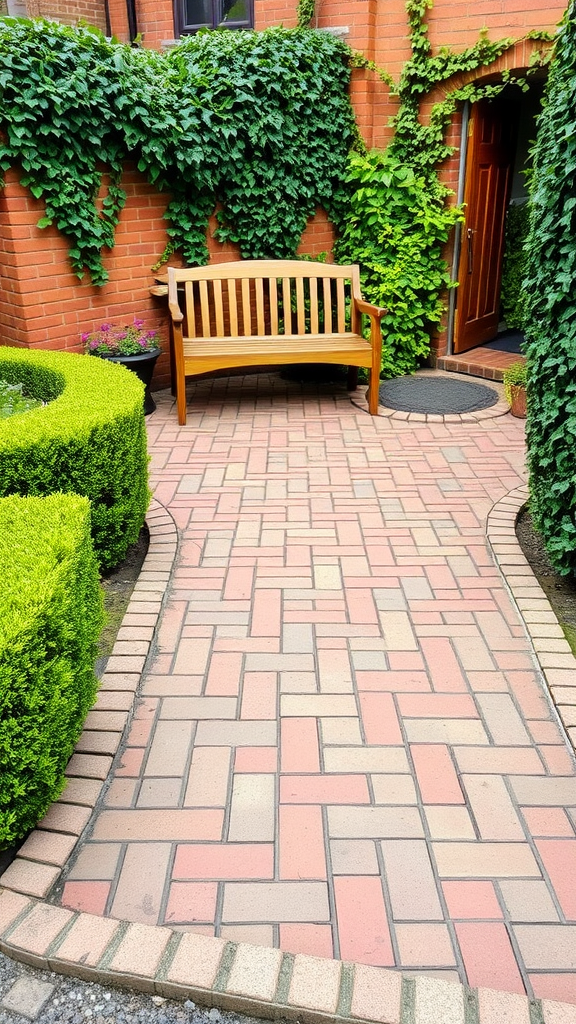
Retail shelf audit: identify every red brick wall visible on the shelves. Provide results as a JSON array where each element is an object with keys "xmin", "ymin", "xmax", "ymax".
[{"xmin": 0, "ymin": 161, "xmax": 337, "ymax": 390}]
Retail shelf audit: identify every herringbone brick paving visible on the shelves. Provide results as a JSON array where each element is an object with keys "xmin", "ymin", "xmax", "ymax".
[{"xmin": 60, "ymin": 374, "xmax": 576, "ymax": 1004}]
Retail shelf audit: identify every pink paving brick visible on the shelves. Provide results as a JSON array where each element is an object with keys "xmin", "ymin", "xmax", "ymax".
[
  {"xmin": 234, "ymin": 747, "xmax": 278, "ymax": 772},
  {"xmin": 61, "ymin": 882, "xmax": 110, "ymax": 916},
  {"xmin": 397, "ymin": 693, "xmax": 477, "ymax": 718},
  {"xmin": 279, "ymin": 924, "xmax": 334, "ymax": 959},
  {"xmin": 536, "ymin": 840, "xmax": 576, "ymax": 919},
  {"xmin": 279, "ymin": 805, "xmax": 327, "ymax": 880},
  {"xmin": 455, "ymin": 922, "xmax": 526, "ymax": 994},
  {"xmin": 173, "ymin": 844, "xmax": 274, "ymax": 880},
  {"xmin": 251, "ymin": 588, "xmax": 282, "ymax": 636},
  {"xmin": 115, "ymin": 747, "xmax": 145, "ymax": 777},
  {"xmin": 205, "ymin": 651, "xmax": 243, "ymax": 696},
  {"xmin": 279, "ymin": 775, "xmax": 370, "ymax": 804},
  {"xmin": 522, "ymin": 808, "xmax": 575, "ymax": 837},
  {"xmin": 241, "ymin": 672, "xmax": 277, "ymax": 719},
  {"xmin": 359, "ymin": 693, "xmax": 403, "ymax": 744},
  {"xmin": 356, "ymin": 671, "xmax": 432, "ymax": 692},
  {"xmin": 442, "ymin": 881, "xmax": 503, "ymax": 920},
  {"xmin": 410, "ymin": 745, "xmax": 464, "ymax": 804},
  {"xmin": 164, "ymin": 882, "xmax": 218, "ymax": 924},
  {"xmin": 530, "ymin": 975, "xmax": 576, "ymax": 1004},
  {"xmin": 419, "ymin": 637, "xmax": 468, "ymax": 692},
  {"xmin": 334, "ymin": 876, "xmax": 394, "ymax": 966},
  {"xmin": 280, "ymin": 717, "xmax": 320, "ymax": 772}
]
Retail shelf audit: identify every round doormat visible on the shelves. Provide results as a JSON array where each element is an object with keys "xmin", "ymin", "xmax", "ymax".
[{"xmin": 379, "ymin": 375, "xmax": 499, "ymax": 414}]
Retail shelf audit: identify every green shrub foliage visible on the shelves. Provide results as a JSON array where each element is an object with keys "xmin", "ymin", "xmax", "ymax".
[
  {"xmin": 0, "ymin": 348, "xmax": 149, "ymax": 569},
  {"xmin": 335, "ymin": 150, "xmax": 461, "ymax": 378},
  {"xmin": 0, "ymin": 21, "xmax": 354, "ymax": 282},
  {"xmin": 501, "ymin": 203, "xmax": 530, "ymax": 331},
  {"xmin": 523, "ymin": 0, "xmax": 576, "ymax": 576},
  {"xmin": 0, "ymin": 493, "xmax": 103, "ymax": 847}
]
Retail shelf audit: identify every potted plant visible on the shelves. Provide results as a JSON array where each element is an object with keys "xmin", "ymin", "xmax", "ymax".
[
  {"xmin": 83, "ymin": 320, "xmax": 161, "ymax": 415},
  {"xmin": 503, "ymin": 360, "xmax": 528, "ymax": 418}
]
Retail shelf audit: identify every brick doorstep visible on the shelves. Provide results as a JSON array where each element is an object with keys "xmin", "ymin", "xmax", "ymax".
[
  {"xmin": 0, "ymin": 892, "xmax": 575, "ymax": 1024},
  {"xmin": 1, "ymin": 405, "xmax": 576, "ymax": 1024}
]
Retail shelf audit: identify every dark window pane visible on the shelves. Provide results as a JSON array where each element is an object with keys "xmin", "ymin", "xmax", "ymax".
[
  {"xmin": 219, "ymin": 0, "xmax": 249, "ymax": 24},
  {"xmin": 184, "ymin": 0, "xmax": 213, "ymax": 26}
]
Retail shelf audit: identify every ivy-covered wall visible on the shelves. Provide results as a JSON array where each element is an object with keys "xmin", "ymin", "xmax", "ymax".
[{"xmin": 0, "ymin": 0, "xmax": 565, "ymax": 381}]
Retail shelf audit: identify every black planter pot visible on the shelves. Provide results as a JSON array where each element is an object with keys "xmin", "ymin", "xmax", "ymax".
[{"xmin": 95, "ymin": 347, "xmax": 161, "ymax": 415}]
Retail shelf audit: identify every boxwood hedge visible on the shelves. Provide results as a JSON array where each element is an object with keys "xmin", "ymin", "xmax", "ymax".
[
  {"xmin": 0, "ymin": 493, "xmax": 104, "ymax": 847},
  {"xmin": 0, "ymin": 347, "xmax": 149, "ymax": 569}
]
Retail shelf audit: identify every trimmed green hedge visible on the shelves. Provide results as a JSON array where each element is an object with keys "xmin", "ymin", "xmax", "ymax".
[
  {"xmin": 523, "ymin": 0, "xmax": 576, "ymax": 576},
  {"xmin": 0, "ymin": 493, "xmax": 103, "ymax": 847},
  {"xmin": 0, "ymin": 347, "xmax": 149, "ymax": 569}
]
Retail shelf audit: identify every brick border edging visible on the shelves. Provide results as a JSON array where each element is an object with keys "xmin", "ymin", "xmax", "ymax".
[
  {"xmin": 487, "ymin": 485, "xmax": 576, "ymax": 755},
  {"xmin": 1, "ymin": 890, "xmax": 575, "ymax": 1024}
]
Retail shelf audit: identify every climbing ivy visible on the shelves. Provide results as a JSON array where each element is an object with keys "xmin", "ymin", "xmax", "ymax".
[
  {"xmin": 0, "ymin": 21, "xmax": 354, "ymax": 283},
  {"xmin": 523, "ymin": 0, "xmax": 576, "ymax": 577},
  {"xmin": 338, "ymin": 0, "xmax": 554, "ymax": 375},
  {"xmin": 296, "ymin": 0, "xmax": 316, "ymax": 29}
]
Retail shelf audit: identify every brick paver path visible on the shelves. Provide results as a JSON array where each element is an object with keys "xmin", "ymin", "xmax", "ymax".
[{"xmin": 61, "ymin": 374, "xmax": 576, "ymax": 1005}]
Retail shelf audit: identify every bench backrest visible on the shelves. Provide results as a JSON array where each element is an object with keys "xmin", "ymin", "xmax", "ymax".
[{"xmin": 168, "ymin": 260, "xmax": 362, "ymax": 340}]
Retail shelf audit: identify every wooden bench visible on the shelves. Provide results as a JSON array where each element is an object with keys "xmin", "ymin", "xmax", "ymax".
[{"xmin": 167, "ymin": 260, "xmax": 386, "ymax": 425}]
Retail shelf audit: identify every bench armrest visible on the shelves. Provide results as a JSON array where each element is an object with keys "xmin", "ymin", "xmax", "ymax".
[
  {"xmin": 355, "ymin": 297, "xmax": 387, "ymax": 319},
  {"xmin": 169, "ymin": 301, "xmax": 184, "ymax": 324}
]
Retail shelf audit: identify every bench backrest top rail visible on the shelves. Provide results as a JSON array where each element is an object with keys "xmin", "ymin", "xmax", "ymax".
[{"xmin": 167, "ymin": 260, "xmax": 361, "ymax": 285}]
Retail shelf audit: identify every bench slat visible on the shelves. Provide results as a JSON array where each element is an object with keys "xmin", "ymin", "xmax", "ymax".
[
  {"xmin": 199, "ymin": 279, "xmax": 211, "ymax": 338},
  {"xmin": 185, "ymin": 282, "xmax": 196, "ymax": 338},
  {"xmin": 310, "ymin": 278, "xmax": 319, "ymax": 334},
  {"xmin": 296, "ymin": 278, "xmax": 305, "ymax": 335},
  {"xmin": 337, "ymin": 278, "xmax": 346, "ymax": 334},
  {"xmin": 242, "ymin": 277, "xmax": 251, "ymax": 336},
  {"xmin": 269, "ymin": 278, "xmax": 279, "ymax": 334},
  {"xmin": 323, "ymin": 278, "xmax": 332, "ymax": 335},
  {"xmin": 213, "ymin": 279, "xmax": 224, "ymax": 337},
  {"xmin": 228, "ymin": 279, "xmax": 238, "ymax": 337},
  {"xmin": 282, "ymin": 277, "xmax": 292, "ymax": 337},
  {"xmin": 255, "ymin": 278, "xmax": 265, "ymax": 336}
]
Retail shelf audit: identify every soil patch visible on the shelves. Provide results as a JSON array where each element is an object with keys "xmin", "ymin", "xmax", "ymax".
[
  {"xmin": 96, "ymin": 525, "xmax": 149, "ymax": 676},
  {"xmin": 516, "ymin": 506, "xmax": 576, "ymax": 656}
]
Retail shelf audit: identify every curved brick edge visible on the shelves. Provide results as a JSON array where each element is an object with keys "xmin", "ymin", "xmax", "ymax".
[
  {"xmin": 487, "ymin": 485, "xmax": 576, "ymax": 755},
  {"xmin": 1, "ymin": 891, "xmax": 576, "ymax": 1024},
  {"xmin": 352, "ymin": 370, "xmax": 510, "ymax": 422},
  {"xmin": 0, "ymin": 498, "xmax": 179, "ymax": 900}
]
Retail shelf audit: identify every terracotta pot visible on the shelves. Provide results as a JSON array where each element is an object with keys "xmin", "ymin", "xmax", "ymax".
[{"xmin": 509, "ymin": 384, "xmax": 527, "ymax": 419}]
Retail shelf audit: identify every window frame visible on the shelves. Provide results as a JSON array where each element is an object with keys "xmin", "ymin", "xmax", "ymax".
[{"xmin": 174, "ymin": 0, "xmax": 254, "ymax": 37}]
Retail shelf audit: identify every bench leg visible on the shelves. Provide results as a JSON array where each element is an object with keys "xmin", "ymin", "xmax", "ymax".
[
  {"xmin": 347, "ymin": 366, "xmax": 359, "ymax": 391},
  {"xmin": 368, "ymin": 366, "xmax": 380, "ymax": 415}
]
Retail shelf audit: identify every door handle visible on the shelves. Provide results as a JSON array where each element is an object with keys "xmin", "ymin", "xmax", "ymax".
[{"xmin": 467, "ymin": 227, "xmax": 475, "ymax": 275}]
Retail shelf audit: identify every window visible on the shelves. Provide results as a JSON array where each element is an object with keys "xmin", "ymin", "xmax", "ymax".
[{"xmin": 175, "ymin": 0, "xmax": 253, "ymax": 35}]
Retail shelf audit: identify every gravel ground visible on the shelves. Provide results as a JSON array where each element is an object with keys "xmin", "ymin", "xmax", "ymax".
[{"xmin": 0, "ymin": 951, "xmax": 275, "ymax": 1024}]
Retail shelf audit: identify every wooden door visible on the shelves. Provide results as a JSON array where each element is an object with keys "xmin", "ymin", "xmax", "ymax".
[{"xmin": 454, "ymin": 98, "xmax": 517, "ymax": 353}]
